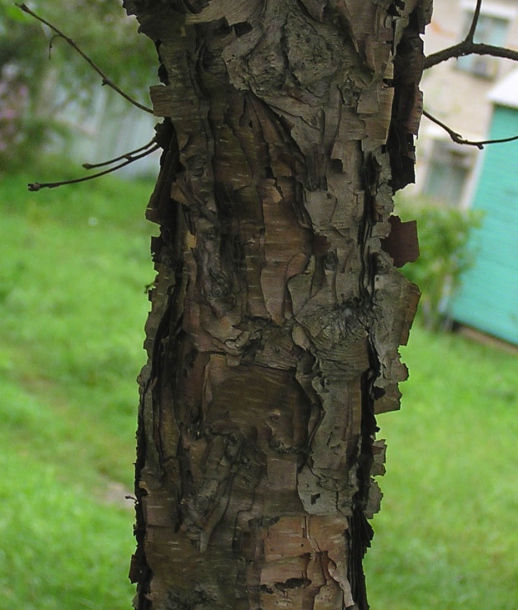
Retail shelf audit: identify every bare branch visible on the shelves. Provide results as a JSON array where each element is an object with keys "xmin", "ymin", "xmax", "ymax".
[
  {"xmin": 465, "ymin": 0, "xmax": 483, "ymax": 44},
  {"xmin": 27, "ymin": 144, "xmax": 160, "ymax": 191},
  {"xmin": 82, "ymin": 136, "xmax": 158, "ymax": 169},
  {"xmin": 16, "ymin": 3, "xmax": 154, "ymax": 114},
  {"xmin": 423, "ymin": 110, "xmax": 518, "ymax": 148},
  {"xmin": 425, "ymin": 0, "xmax": 518, "ymax": 68},
  {"xmin": 424, "ymin": 41, "xmax": 518, "ymax": 70},
  {"xmin": 423, "ymin": 1, "xmax": 518, "ymax": 145}
]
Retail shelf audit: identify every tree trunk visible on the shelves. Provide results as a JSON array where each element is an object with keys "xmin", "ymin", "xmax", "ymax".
[{"xmin": 124, "ymin": 1, "xmax": 430, "ymax": 608}]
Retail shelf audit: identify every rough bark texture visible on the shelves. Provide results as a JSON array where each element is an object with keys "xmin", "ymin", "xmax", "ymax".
[{"xmin": 124, "ymin": 1, "xmax": 431, "ymax": 608}]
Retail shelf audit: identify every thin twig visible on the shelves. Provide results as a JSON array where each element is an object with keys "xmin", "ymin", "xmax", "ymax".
[
  {"xmin": 82, "ymin": 136, "xmax": 158, "ymax": 169},
  {"xmin": 465, "ymin": 0, "xmax": 483, "ymax": 44},
  {"xmin": 424, "ymin": 41, "xmax": 518, "ymax": 70},
  {"xmin": 27, "ymin": 145, "xmax": 160, "ymax": 191},
  {"xmin": 423, "ymin": 110, "xmax": 518, "ymax": 148},
  {"xmin": 16, "ymin": 3, "xmax": 154, "ymax": 114}
]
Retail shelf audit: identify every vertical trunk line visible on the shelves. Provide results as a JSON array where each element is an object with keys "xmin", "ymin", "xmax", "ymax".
[
  {"xmin": 345, "ymin": 146, "xmax": 382, "ymax": 608},
  {"xmin": 347, "ymin": 343, "xmax": 380, "ymax": 609}
]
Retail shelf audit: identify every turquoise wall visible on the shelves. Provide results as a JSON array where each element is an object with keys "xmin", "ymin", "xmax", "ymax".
[{"xmin": 452, "ymin": 105, "xmax": 518, "ymax": 345}]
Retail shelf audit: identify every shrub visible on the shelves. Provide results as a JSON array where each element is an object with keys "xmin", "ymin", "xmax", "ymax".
[{"xmin": 396, "ymin": 196, "xmax": 482, "ymax": 331}]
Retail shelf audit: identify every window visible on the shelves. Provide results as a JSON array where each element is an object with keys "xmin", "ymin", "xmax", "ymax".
[
  {"xmin": 457, "ymin": 2, "xmax": 513, "ymax": 78},
  {"xmin": 423, "ymin": 139, "xmax": 476, "ymax": 206}
]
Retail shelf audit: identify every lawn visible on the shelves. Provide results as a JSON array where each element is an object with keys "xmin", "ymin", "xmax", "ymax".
[
  {"xmin": 0, "ymin": 169, "xmax": 155, "ymax": 609},
  {"xmin": 1, "ymin": 169, "xmax": 516, "ymax": 609},
  {"xmin": 365, "ymin": 326, "xmax": 518, "ymax": 608}
]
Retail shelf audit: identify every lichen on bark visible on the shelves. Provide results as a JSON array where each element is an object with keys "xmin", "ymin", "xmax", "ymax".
[{"xmin": 124, "ymin": 1, "xmax": 431, "ymax": 608}]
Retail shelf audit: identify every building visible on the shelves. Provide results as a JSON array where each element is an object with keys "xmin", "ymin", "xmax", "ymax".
[
  {"xmin": 416, "ymin": 0, "xmax": 518, "ymax": 209},
  {"xmin": 450, "ymin": 70, "xmax": 518, "ymax": 344},
  {"xmin": 410, "ymin": 0, "xmax": 518, "ymax": 345}
]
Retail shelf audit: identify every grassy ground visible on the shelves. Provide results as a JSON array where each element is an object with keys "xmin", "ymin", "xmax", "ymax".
[
  {"xmin": 1, "ymin": 169, "xmax": 517, "ymax": 609},
  {"xmin": 0, "ymin": 169, "xmax": 156, "ymax": 609},
  {"xmin": 365, "ymin": 328, "xmax": 518, "ymax": 609}
]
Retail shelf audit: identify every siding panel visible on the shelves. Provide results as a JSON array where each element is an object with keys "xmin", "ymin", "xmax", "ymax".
[{"xmin": 452, "ymin": 106, "xmax": 518, "ymax": 345}]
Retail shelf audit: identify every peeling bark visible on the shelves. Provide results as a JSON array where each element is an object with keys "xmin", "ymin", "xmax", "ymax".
[{"xmin": 125, "ymin": 1, "xmax": 430, "ymax": 608}]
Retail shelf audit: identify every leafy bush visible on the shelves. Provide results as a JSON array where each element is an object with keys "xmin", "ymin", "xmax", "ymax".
[{"xmin": 396, "ymin": 196, "xmax": 482, "ymax": 331}]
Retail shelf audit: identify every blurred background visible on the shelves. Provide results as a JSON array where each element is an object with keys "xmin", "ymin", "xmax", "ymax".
[
  {"xmin": 0, "ymin": 1, "xmax": 516, "ymax": 609},
  {"xmin": 0, "ymin": 2, "xmax": 157, "ymax": 608}
]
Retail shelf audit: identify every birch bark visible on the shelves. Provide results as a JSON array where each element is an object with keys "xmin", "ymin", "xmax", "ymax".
[{"xmin": 124, "ymin": 1, "xmax": 431, "ymax": 608}]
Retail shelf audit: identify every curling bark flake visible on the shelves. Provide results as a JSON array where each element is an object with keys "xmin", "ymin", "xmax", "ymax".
[{"xmin": 124, "ymin": 0, "xmax": 431, "ymax": 608}]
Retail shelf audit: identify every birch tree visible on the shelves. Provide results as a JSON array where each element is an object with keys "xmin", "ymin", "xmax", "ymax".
[{"xmin": 123, "ymin": 1, "xmax": 430, "ymax": 608}]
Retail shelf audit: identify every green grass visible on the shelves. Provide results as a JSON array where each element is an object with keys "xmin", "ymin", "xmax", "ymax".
[
  {"xmin": 0, "ymin": 168, "xmax": 156, "ymax": 609},
  {"xmin": 365, "ymin": 329, "xmax": 518, "ymax": 609},
  {"xmin": 1, "ymin": 168, "xmax": 517, "ymax": 609}
]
